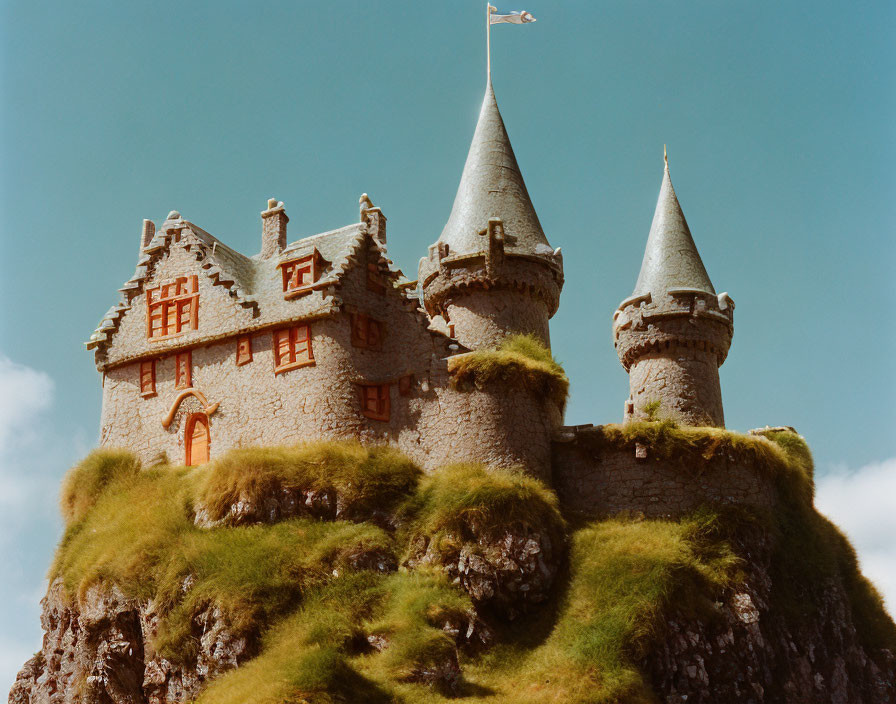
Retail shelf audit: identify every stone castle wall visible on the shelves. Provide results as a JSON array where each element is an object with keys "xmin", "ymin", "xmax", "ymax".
[
  {"xmin": 99, "ymin": 235, "xmax": 559, "ymax": 476},
  {"xmin": 444, "ymin": 288, "xmax": 552, "ymax": 350},
  {"xmin": 551, "ymin": 426, "xmax": 777, "ymax": 518},
  {"xmin": 613, "ymin": 291, "xmax": 733, "ymax": 428},
  {"xmin": 627, "ymin": 348, "xmax": 724, "ymax": 427}
]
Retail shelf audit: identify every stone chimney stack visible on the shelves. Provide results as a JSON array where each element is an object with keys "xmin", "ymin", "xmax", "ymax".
[
  {"xmin": 260, "ymin": 198, "xmax": 288, "ymax": 258},
  {"xmin": 140, "ymin": 219, "xmax": 155, "ymax": 254}
]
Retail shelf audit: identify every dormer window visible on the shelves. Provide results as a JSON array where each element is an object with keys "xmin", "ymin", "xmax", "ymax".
[
  {"xmin": 280, "ymin": 251, "xmax": 323, "ymax": 299},
  {"xmin": 147, "ymin": 275, "xmax": 199, "ymax": 340}
]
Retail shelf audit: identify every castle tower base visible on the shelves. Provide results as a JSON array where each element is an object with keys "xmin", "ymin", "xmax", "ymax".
[{"xmin": 626, "ymin": 347, "xmax": 724, "ymax": 426}]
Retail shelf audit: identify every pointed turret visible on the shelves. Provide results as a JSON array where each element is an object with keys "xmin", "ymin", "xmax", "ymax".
[
  {"xmin": 419, "ymin": 82, "xmax": 563, "ymax": 351},
  {"xmin": 438, "ymin": 81, "xmax": 550, "ymax": 257},
  {"xmin": 613, "ymin": 152, "xmax": 734, "ymax": 427},
  {"xmin": 631, "ymin": 155, "xmax": 715, "ymax": 298}
]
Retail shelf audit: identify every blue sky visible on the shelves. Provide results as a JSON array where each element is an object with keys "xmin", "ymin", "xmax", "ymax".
[{"xmin": 1, "ymin": 0, "xmax": 894, "ymax": 689}]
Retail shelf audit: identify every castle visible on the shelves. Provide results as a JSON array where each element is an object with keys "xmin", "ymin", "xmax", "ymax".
[{"xmin": 87, "ymin": 79, "xmax": 741, "ymax": 508}]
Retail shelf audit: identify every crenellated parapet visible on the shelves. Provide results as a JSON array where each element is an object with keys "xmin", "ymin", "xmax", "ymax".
[
  {"xmin": 613, "ymin": 288, "xmax": 734, "ymax": 372},
  {"xmin": 419, "ymin": 218, "xmax": 563, "ymax": 348}
]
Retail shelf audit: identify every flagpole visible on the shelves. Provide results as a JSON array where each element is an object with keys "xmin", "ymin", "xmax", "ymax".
[{"xmin": 486, "ymin": 3, "xmax": 491, "ymax": 81}]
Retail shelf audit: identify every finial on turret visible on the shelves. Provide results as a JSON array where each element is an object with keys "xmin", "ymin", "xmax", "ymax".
[{"xmin": 664, "ymin": 144, "xmax": 668, "ymax": 169}]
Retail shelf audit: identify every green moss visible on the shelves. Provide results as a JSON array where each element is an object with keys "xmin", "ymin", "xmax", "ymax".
[
  {"xmin": 197, "ymin": 442, "xmax": 421, "ymax": 524},
  {"xmin": 448, "ymin": 334, "xmax": 569, "ymax": 408},
  {"xmin": 49, "ymin": 434, "xmax": 895, "ymax": 703},
  {"xmin": 59, "ymin": 449, "xmax": 142, "ymax": 524},
  {"xmin": 399, "ymin": 463, "xmax": 565, "ymax": 551},
  {"xmin": 761, "ymin": 432, "xmax": 896, "ymax": 652}
]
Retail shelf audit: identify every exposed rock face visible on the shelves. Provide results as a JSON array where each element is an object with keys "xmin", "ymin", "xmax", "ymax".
[
  {"xmin": 10, "ymin": 581, "xmax": 251, "ymax": 704},
  {"xmin": 406, "ymin": 522, "xmax": 563, "ymax": 619},
  {"xmin": 642, "ymin": 533, "xmax": 896, "ymax": 704}
]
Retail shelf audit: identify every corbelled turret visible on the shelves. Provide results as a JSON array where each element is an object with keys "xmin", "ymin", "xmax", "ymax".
[
  {"xmin": 419, "ymin": 80, "xmax": 563, "ymax": 350},
  {"xmin": 613, "ymin": 152, "xmax": 734, "ymax": 427}
]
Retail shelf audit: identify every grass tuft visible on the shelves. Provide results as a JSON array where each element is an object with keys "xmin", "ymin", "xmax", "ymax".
[
  {"xmin": 197, "ymin": 441, "xmax": 421, "ymax": 524},
  {"xmin": 60, "ymin": 449, "xmax": 141, "ymax": 525},
  {"xmin": 48, "ymin": 433, "xmax": 895, "ymax": 702},
  {"xmin": 400, "ymin": 463, "xmax": 564, "ymax": 547},
  {"xmin": 448, "ymin": 334, "xmax": 569, "ymax": 408}
]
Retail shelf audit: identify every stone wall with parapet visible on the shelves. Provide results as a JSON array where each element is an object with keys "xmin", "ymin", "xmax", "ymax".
[{"xmin": 551, "ymin": 425, "xmax": 777, "ymax": 518}]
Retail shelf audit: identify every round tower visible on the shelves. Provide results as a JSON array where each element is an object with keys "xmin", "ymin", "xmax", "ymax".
[
  {"xmin": 419, "ymin": 81, "xmax": 563, "ymax": 350},
  {"xmin": 613, "ymin": 152, "xmax": 734, "ymax": 427}
]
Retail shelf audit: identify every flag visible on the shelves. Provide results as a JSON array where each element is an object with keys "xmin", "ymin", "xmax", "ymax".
[{"xmin": 489, "ymin": 8, "xmax": 537, "ymax": 25}]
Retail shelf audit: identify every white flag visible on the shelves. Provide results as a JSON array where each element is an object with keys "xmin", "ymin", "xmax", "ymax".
[{"xmin": 489, "ymin": 8, "xmax": 537, "ymax": 25}]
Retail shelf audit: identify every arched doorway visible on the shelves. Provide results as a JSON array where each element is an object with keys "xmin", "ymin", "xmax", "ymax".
[{"xmin": 185, "ymin": 413, "xmax": 210, "ymax": 466}]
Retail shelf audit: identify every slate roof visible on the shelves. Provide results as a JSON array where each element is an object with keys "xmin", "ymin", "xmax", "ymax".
[
  {"xmin": 630, "ymin": 156, "xmax": 715, "ymax": 299},
  {"xmin": 436, "ymin": 80, "xmax": 552, "ymax": 258},
  {"xmin": 86, "ymin": 211, "xmax": 402, "ymax": 364}
]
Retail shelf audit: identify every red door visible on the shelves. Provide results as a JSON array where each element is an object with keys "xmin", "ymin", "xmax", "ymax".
[{"xmin": 186, "ymin": 413, "xmax": 210, "ymax": 466}]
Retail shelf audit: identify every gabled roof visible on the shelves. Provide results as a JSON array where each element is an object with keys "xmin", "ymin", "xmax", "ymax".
[
  {"xmin": 86, "ymin": 211, "xmax": 403, "ymax": 365},
  {"xmin": 631, "ymin": 155, "xmax": 715, "ymax": 299},
  {"xmin": 436, "ymin": 80, "xmax": 551, "ymax": 258}
]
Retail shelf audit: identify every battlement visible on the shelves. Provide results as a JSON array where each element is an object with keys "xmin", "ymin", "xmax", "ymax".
[{"xmin": 613, "ymin": 288, "xmax": 734, "ymax": 371}]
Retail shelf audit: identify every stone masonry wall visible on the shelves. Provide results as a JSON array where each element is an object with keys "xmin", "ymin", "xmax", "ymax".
[
  {"xmin": 551, "ymin": 426, "xmax": 776, "ymax": 518},
  {"xmin": 627, "ymin": 347, "xmax": 724, "ymax": 427},
  {"xmin": 444, "ymin": 288, "xmax": 551, "ymax": 351},
  {"xmin": 99, "ymin": 235, "xmax": 558, "ymax": 478}
]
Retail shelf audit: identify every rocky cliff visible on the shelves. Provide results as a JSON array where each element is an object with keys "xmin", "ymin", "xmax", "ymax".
[{"xmin": 9, "ymin": 430, "xmax": 896, "ymax": 703}]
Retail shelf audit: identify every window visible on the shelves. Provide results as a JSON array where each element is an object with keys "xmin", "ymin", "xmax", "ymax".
[
  {"xmin": 350, "ymin": 313, "xmax": 383, "ymax": 350},
  {"xmin": 236, "ymin": 336, "xmax": 253, "ymax": 366},
  {"xmin": 280, "ymin": 252, "xmax": 322, "ymax": 299},
  {"xmin": 147, "ymin": 275, "xmax": 199, "ymax": 340},
  {"xmin": 175, "ymin": 351, "xmax": 192, "ymax": 389},
  {"xmin": 273, "ymin": 324, "xmax": 314, "ymax": 374},
  {"xmin": 140, "ymin": 360, "xmax": 156, "ymax": 396},
  {"xmin": 359, "ymin": 383, "xmax": 390, "ymax": 421},
  {"xmin": 366, "ymin": 261, "xmax": 386, "ymax": 294}
]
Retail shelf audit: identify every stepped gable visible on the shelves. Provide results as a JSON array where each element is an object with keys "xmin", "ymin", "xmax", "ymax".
[{"xmin": 86, "ymin": 209, "xmax": 403, "ymax": 369}]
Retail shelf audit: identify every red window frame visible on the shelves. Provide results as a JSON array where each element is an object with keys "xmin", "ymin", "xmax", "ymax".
[
  {"xmin": 359, "ymin": 383, "xmax": 390, "ymax": 421},
  {"xmin": 140, "ymin": 360, "xmax": 156, "ymax": 396},
  {"xmin": 236, "ymin": 336, "xmax": 253, "ymax": 366},
  {"xmin": 273, "ymin": 324, "xmax": 314, "ymax": 374},
  {"xmin": 175, "ymin": 351, "xmax": 192, "ymax": 389},
  {"xmin": 147, "ymin": 275, "xmax": 199, "ymax": 340},
  {"xmin": 279, "ymin": 252, "xmax": 322, "ymax": 299},
  {"xmin": 350, "ymin": 313, "xmax": 383, "ymax": 350}
]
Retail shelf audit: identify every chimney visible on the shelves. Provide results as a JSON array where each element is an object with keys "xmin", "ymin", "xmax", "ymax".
[
  {"xmin": 141, "ymin": 219, "xmax": 155, "ymax": 254},
  {"xmin": 359, "ymin": 193, "xmax": 386, "ymax": 244},
  {"xmin": 260, "ymin": 198, "xmax": 288, "ymax": 258}
]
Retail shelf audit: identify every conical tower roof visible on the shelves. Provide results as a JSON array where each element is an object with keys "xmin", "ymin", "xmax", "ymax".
[
  {"xmin": 437, "ymin": 80, "xmax": 550, "ymax": 257},
  {"xmin": 632, "ymin": 155, "xmax": 715, "ymax": 298}
]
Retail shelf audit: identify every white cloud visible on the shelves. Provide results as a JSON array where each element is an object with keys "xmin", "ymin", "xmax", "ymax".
[
  {"xmin": 0, "ymin": 357, "xmax": 54, "ymax": 454},
  {"xmin": 0, "ymin": 357, "xmax": 63, "ymax": 692},
  {"xmin": 815, "ymin": 457, "xmax": 896, "ymax": 615}
]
